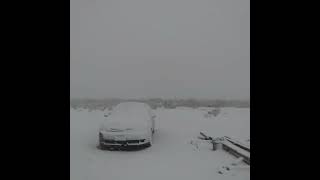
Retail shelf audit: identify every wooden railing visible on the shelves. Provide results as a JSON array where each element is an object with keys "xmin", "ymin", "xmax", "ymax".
[{"xmin": 199, "ymin": 132, "xmax": 250, "ymax": 165}]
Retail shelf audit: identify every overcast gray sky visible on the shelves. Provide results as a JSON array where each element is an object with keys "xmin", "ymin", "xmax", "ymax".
[{"xmin": 71, "ymin": 0, "xmax": 250, "ymax": 100}]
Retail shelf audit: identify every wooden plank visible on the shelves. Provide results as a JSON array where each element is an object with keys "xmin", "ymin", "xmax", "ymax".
[
  {"xmin": 224, "ymin": 136, "xmax": 250, "ymax": 152},
  {"xmin": 198, "ymin": 133, "xmax": 250, "ymax": 165},
  {"xmin": 222, "ymin": 141, "xmax": 250, "ymax": 165},
  {"xmin": 199, "ymin": 132, "xmax": 212, "ymax": 140}
]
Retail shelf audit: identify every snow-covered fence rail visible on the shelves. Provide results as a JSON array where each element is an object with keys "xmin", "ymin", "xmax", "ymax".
[
  {"xmin": 198, "ymin": 132, "xmax": 250, "ymax": 165},
  {"xmin": 224, "ymin": 136, "xmax": 250, "ymax": 152},
  {"xmin": 221, "ymin": 141, "xmax": 250, "ymax": 165}
]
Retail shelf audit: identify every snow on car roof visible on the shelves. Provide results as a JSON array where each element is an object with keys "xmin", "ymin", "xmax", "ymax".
[{"xmin": 108, "ymin": 102, "xmax": 151, "ymax": 123}]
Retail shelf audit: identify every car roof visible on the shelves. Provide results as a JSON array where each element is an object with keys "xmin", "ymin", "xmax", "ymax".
[{"xmin": 108, "ymin": 102, "xmax": 151, "ymax": 123}]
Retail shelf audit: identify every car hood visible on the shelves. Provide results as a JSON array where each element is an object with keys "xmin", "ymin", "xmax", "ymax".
[{"xmin": 101, "ymin": 120, "xmax": 149, "ymax": 131}]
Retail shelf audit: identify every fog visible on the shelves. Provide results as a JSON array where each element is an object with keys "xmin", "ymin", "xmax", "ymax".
[{"xmin": 71, "ymin": 0, "xmax": 250, "ymax": 100}]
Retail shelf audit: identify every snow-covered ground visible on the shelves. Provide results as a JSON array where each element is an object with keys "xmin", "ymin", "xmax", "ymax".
[{"xmin": 71, "ymin": 107, "xmax": 250, "ymax": 180}]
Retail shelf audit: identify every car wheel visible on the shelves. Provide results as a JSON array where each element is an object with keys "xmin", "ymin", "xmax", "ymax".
[
  {"xmin": 98, "ymin": 133, "xmax": 107, "ymax": 150},
  {"xmin": 145, "ymin": 143, "xmax": 151, "ymax": 148},
  {"xmin": 99, "ymin": 142, "xmax": 106, "ymax": 150}
]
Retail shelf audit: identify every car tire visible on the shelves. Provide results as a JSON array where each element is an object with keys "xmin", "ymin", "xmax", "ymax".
[
  {"xmin": 98, "ymin": 143, "xmax": 106, "ymax": 150},
  {"xmin": 145, "ymin": 142, "xmax": 152, "ymax": 148},
  {"xmin": 98, "ymin": 133, "xmax": 107, "ymax": 150}
]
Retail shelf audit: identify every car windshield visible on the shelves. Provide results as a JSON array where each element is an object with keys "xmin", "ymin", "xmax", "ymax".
[{"xmin": 109, "ymin": 102, "xmax": 150, "ymax": 123}]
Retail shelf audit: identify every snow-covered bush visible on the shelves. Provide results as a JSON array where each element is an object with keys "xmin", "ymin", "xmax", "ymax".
[{"xmin": 208, "ymin": 108, "xmax": 221, "ymax": 117}]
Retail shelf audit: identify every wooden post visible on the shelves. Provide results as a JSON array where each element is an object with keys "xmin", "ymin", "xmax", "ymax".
[{"xmin": 212, "ymin": 141, "xmax": 217, "ymax": 151}]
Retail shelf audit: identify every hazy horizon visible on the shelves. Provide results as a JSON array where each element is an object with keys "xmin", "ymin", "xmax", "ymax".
[{"xmin": 71, "ymin": 0, "xmax": 250, "ymax": 100}]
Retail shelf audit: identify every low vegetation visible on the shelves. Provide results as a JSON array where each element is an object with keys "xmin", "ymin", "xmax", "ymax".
[{"xmin": 70, "ymin": 98, "xmax": 250, "ymax": 110}]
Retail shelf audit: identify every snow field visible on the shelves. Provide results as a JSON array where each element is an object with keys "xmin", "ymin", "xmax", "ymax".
[{"xmin": 71, "ymin": 107, "xmax": 250, "ymax": 180}]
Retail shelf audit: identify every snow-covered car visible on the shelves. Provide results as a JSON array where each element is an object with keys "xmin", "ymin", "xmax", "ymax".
[{"xmin": 99, "ymin": 102, "xmax": 156, "ymax": 150}]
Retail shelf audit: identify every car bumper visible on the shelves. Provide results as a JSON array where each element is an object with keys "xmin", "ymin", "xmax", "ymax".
[
  {"xmin": 99, "ymin": 130, "xmax": 151, "ymax": 149},
  {"xmin": 99, "ymin": 142, "xmax": 151, "ymax": 150}
]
